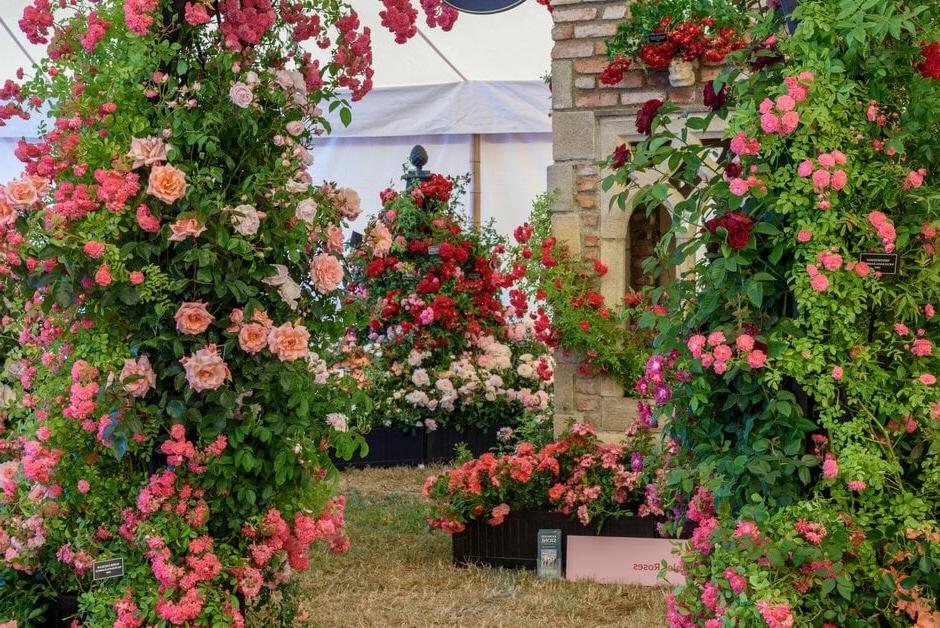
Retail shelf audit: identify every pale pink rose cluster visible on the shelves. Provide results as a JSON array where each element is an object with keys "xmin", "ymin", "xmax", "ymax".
[
  {"xmin": 120, "ymin": 355, "xmax": 157, "ymax": 398},
  {"xmin": 758, "ymin": 72, "xmax": 813, "ymax": 137},
  {"xmin": 181, "ymin": 344, "xmax": 230, "ymax": 392},
  {"xmin": 322, "ymin": 184, "xmax": 361, "ymax": 221},
  {"xmin": 868, "ymin": 210, "xmax": 897, "ymax": 253},
  {"xmin": 168, "ymin": 217, "xmax": 205, "ymax": 241},
  {"xmin": 226, "ymin": 204, "xmax": 266, "ymax": 236}
]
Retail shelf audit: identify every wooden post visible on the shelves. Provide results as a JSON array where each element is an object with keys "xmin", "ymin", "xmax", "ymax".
[{"xmin": 471, "ymin": 134, "xmax": 481, "ymax": 228}]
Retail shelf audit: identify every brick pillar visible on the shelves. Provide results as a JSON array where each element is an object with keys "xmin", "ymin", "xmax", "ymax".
[{"xmin": 549, "ymin": 0, "xmax": 720, "ymax": 439}]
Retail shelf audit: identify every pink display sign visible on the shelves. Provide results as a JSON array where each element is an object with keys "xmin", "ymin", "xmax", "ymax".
[{"xmin": 565, "ymin": 536, "xmax": 686, "ymax": 586}]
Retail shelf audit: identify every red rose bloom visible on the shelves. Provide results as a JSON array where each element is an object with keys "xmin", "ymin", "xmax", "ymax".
[
  {"xmin": 611, "ymin": 143, "xmax": 630, "ymax": 169},
  {"xmin": 636, "ymin": 99, "xmax": 664, "ymax": 136},
  {"xmin": 917, "ymin": 42, "xmax": 940, "ymax": 79},
  {"xmin": 420, "ymin": 174, "xmax": 453, "ymax": 202},
  {"xmin": 703, "ymin": 80, "xmax": 727, "ymax": 111},
  {"xmin": 706, "ymin": 212, "xmax": 753, "ymax": 250},
  {"xmin": 599, "ymin": 56, "xmax": 632, "ymax": 86},
  {"xmin": 724, "ymin": 161, "xmax": 743, "ymax": 179}
]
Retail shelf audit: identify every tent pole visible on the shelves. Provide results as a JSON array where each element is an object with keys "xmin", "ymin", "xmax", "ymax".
[{"xmin": 472, "ymin": 134, "xmax": 481, "ymax": 229}]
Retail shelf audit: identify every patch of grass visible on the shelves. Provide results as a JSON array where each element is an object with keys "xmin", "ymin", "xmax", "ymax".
[{"xmin": 296, "ymin": 466, "xmax": 669, "ymax": 627}]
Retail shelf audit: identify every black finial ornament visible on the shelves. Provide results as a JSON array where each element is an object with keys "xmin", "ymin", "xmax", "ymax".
[{"xmin": 403, "ymin": 145, "xmax": 432, "ymax": 189}]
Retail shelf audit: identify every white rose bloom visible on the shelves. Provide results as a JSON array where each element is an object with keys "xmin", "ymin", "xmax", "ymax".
[
  {"xmin": 229, "ymin": 82, "xmax": 254, "ymax": 108},
  {"xmin": 227, "ymin": 204, "xmax": 264, "ymax": 236},
  {"xmin": 516, "ymin": 364, "xmax": 535, "ymax": 379},
  {"xmin": 411, "ymin": 369, "xmax": 430, "ymax": 388}
]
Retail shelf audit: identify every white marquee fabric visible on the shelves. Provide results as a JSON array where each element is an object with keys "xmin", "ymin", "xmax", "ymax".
[{"xmin": 0, "ymin": 1, "xmax": 554, "ymax": 237}]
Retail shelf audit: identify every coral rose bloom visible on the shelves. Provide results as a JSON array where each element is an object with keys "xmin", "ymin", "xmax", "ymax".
[
  {"xmin": 336, "ymin": 187, "xmax": 361, "ymax": 220},
  {"xmin": 180, "ymin": 344, "xmax": 230, "ymax": 392},
  {"xmin": 5, "ymin": 179, "xmax": 38, "ymax": 209},
  {"xmin": 174, "ymin": 301, "xmax": 214, "ymax": 335},
  {"xmin": 267, "ymin": 322, "xmax": 310, "ymax": 361},
  {"xmin": 147, "ymin": 164, "xmax": 187, "ymax": 204},
  {"xmin": 120, "ymin": 355, "xmax": 157, "ymax": 398},
  {"xmin": 128, "ymin": 136, "xmax": 170, "ymax": 169},
  {"xmin": 238, "ymin": 323, "xmax": 269, "ymax": 354},
  {"xmin": 0, "ymin": 198, "xmax": 16, "ymax": 226},
  {"xmin": 168, "ymin": 217, "xmax": 205, "ymax": 241},
  {"xmin": 310, "ymin": 253, "xmax": 344, "ymax": 293}
]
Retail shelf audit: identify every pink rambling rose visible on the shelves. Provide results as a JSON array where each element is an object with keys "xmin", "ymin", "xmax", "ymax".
[
  {"xmin": 714, "ymin": 345, "xmax": 733, "ymax": 362},
  {"xmin": 797, "ymin": 160, "xmax": 814, "ymax": 177},
  {"xmin": 77, "ymin": 479, "xmax": 90, "ymax": 494},
  {"xmin": 120, "ymin": 355, "xmax": 156, "ymax": 398},
  {"xmin": 818, "ymin": 153, "xmax": 836, "ymax": 168},
  {"xmin": 267, "ymin": 322, "xmax": 310, "ymax": 362},
  {"xmin": 760, "ymin": 113, "xmax": 780, "ymax": 133},
  {"xmin": 706, "ymin": 331, "xmax": 726, "ymax": 347},
  {"xmin": 912, "ymin": 339, "xmax": 934, "ymax": 357},
  {"xmin": 822, "ymin": 454, "xmax": 838, "ymax": 479},
  {"xmin": 146, "ymin": 164, "xmax": 187, "ymax": 204},
  {"xmin": 310, "ymin": 253, "xmax": 344, "ymax": 294},
  {"xmin": 129, "ymin": 271, "xmax": 145, "ymax": 285},
  {"xmin": 136, "ymin": 204, "xmax": 161, "ymax": 233},
  {"xmin": 811, "ymin": 169, "xmax": 831, "ymax": 188},
  {"xmin": 775, "ymin": 94, "xmax": 795, "ymax": 112},
  {"xmin": 687, "ymin": 334, "xmax": 706, "ymax": 358},
  {"xmin": 811, "ymin": 274, "xmax": 829, "ymax": 292},
  {"xmin": 832, "ymin": 366, "xmax": 844, "ymax": 380},
  {"xmin": 797, "ymin": 229, "xmax": 813, "ymax": 243},
  {"xmin": 779, "ymin": 111, "xmax": 800, "ymax": 133},
  {"xmin": 831, "ymin": 169, "xmax": 848, "ymax": 190},
  {"xmin": 238, "ymin": 323, "xmax": 269, "ymax": 354},
  {"xmin": 180, "ymin": 344, "xmax": 230, "ymax": 392},
  {"xmin": 83, "ymin": 241, "xmax": 105, "ymax": 258},
  {"xmin": 94, "ymin": 264, "xmax": 112, "ymax": 286},
  {"xmin": 174, "ymin": 302, "xmax": 214, "ymax": 335},
  {"xmin": 736, "ymin": 334, "xmax": 755, "ymax": 352},
  {"xmin": 920, "ymin": 374, "xmax": 937, "ymax": 385},
  {"xmin": 747, "ymin": 350, "xmax": 767, "ymax": 369}
]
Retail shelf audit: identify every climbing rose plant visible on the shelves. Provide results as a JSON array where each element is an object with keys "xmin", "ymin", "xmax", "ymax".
[
  {"xmin": 605, "ymin": 0, "xmax": 940, "ymax": 625},
  {"xmin": 0, "ymin": 0, "xmax": 416, "ymax": 624}
]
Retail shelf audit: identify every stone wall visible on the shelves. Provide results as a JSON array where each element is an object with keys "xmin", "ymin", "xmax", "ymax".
[{"xmin": 549, "ymin": 0, "xmax": 724, "ymax": 439}]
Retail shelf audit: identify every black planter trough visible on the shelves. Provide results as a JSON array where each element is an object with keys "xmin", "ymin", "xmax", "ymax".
[
  {"xmin": 334, "ymin": 425, "xmax": 501, "ymax": 469},
  {"xmin": 38, "ymin": 594, "xmax": 79, "ymax": 627},
  {"xmin": 452, "ymin": 511, "xmax": 684, "ymax": 571}
]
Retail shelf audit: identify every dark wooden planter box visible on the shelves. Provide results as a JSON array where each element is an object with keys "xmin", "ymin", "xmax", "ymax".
[
  {"xmin": 452, "ymin": 511, "xmax": 678, "ymax": 571},
  {"xmin": 334, "ymin": 426, "xmax": 501, "ymax": 469}
]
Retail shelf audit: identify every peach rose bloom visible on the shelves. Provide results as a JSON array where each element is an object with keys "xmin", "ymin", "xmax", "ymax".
[
  {"xmin": 5, "ymin": 179, "xmax": 38, "ymax": 209},
  {"xmin": 120, "ymin": 355, "xmax": 156, "ymax": 398},
  {"xmin": 128, "ymin": 136, "xmax": 170, "ymax": 169},
  {"xmin": 180, "ymin": 344, "xmax": 230, "ymax": 392},
  {"xmin": 238, "ymin": 322, "xmax": 269, "ymax": 354},
  {"xmin": 324, "ymin": 224, "xmax": 345, "ymax": 253},
  {"xmin": 0, "ymin": 197, "xmax": 16, "ymax": 227},
  {"xmin": 28, "ymin": 175, "xmax": 50, "ymax": 196},
  {"xmin": 147, "ymin": 164, "xmax": 187, "ymax": 204},
  {"xmin": 168, "ymin": 217, "xmax": 205, "ymax": 241},
  {"xmin": 335, "ymin": 187, "xmax": 361, "ymax": 220},
  {"xmin": 267, "ymin": 322, "xmax": 310, "ymax": 361},
  {"xmin": 369, "ymin": 223, "xmax": 392, "ymax": 257},
  {"xmin": 174, "ymin": 301, "xmax": 214, "ymax": 335},
  {"xmin": 310, "ymin": 253, "xmax": 344, "ymax": 294}
]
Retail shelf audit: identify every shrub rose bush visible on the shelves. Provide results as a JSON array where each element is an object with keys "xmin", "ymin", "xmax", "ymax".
[{"xmin": 606, "ymin": 0, "xmax": 940, "ymax": 624}]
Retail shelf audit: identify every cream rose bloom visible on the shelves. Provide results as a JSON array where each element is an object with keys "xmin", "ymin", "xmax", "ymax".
[
  {"xmin": 168, "ymin": 217, "xmax": 205, "ymax": 241},
  {"xmin": 227, "ymin": 204, "xmax": 266, "ymax": 236},
  {"xmin": 229, "ymin": 81, "xmax": 254, "ymax": 108},
  {"xmin": 263, "ymin": 264, "xmax": 302, "ymax": 310},
  {"xmin": 120, "ymin": 356, "xmax": 157, "ymax": 398},
  {"xmin": 174, "ymin": 301, "xmax": 214, "ymax": 335},
  {"xmin": 267, "ymin": 322, "xmax": 310, "ymax": 362},
  {"xmin": 295, "ymin": 198, "xmax": 318, "ymax": 224},
  {"xmin": 5, "ymin": 179, "xmax": 38, "ymax": 210},
  {"xmin": 147, "ymin": 164, "xmax": 187, "ymax": 204},
  {"xmin": 309, "ymin": 254, "xmax": 344, "ymax": 294},
  {"xmin": 238, "ymin": 323, "xmax": 269, "ymax": 354},
  {"xmin": 128, "ymin": 136, "xmax": 170, "ymax": 169},
  {"xmin": 180, "ymin": 344, "xmax": 230, "ymax": 392}
]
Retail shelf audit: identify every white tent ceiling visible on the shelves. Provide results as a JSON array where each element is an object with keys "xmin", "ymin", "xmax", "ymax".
[{"xmin": 0, "ymin": 1, "xmax": 553, "ymax": 88}]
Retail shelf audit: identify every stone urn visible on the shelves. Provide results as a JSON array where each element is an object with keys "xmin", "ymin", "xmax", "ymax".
[{"xmin": 668, "ymin": 59, "xmax": 697, "ymax": 87}]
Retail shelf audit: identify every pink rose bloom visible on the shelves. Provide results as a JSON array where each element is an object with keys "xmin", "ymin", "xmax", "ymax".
[
  {"xmin": 127, "ymin": 136, "xmax": 170, "ymax": 169},
  {"xmin": 736, "ymin": 334, "xmax": 755, "ymax": 352},
  {"xmin": 136, "ymin": 204, "xmax": 161, "ymax": 233},
  {"xmin": 797, "ymin": 229, "xmax": 812, "ymax": 243},
  {"xmin": 5, "ymin": 179, "xmax": 38, "ymax": 209},
  {"xmin": 229, "ymin": 81, "xmax": 254, "ymax": 108},
  {"xmin": 912, "ymin": 339, "xmax": 933, "ymax": 357},
  {"xmin": 832, "ymin": 366, "xmax": 844, "ymax": 380},
  {"xmin": 853, "ymin": 261, "xmax": 870, "ymax": 277},
  {"xmin": 180, "ymin": 344, "xmax": 230, "ymax": 392},
  {"xmin": 0, "ymin": 198, "xmax": 16, "ymax": 226},
  {"xmin": 77, "ymin": 480, "xmax": 90, "ymax": 494},
  {"xmin": 94, "ymin": 264, "xmax": 112, "ymax": 286},
  {"xmin": 811, "ymin": 274, "xmax": 829, "ymax": 292},
  {"xmin": 310, "ymin": 253, "xmax": 344, "ymax": 294},
  {"xmin": 129, "ymin": 271, "xmax": 145, "ymax": 285},
  {"xmin": 369, "ymin": 222, "xmax": 393, "ymax": 257},
  {"xmin": 831, "ymin": 169, "xmax": 848, "ymax": 190},
  {"xmin": 895, "ymin": 323, "xmax": 911, "ymax": 336},
  {"xmin": 267, "ymin": 322, "xmax": 310, "ymax": 362},
  {"xmin": 147, "ymin": 164, "xmax": 187, "ymax": 204},
  {"xmin": 714, "ymin": 359, "xmax": 728, "ymax": 374},
  {"xmin": 822, "ymin": 454, "xmax": 838, "ymax": 479},
  {"xmin": 819, "ymin": 252, "xmax": 843, "ymax": 271},
  {"xmin": 779, "ymin": 111, "xmax": 800, "ymax": 133},
  {"xmin": 729, "ymin": 178, "xmax": 749, "ymax": 196},
  {"xmin": 714, "ymin": 345, "xmax": 733, "ymax": 362},
  {"xmin": 789, "ymin": 85, "xmax": 808, "ymax": 102},
  {"xmin": 759, "ymin": 98, "xmax": 774, "ymax": 114},
  {"xmin": 760, "ymin": 113, "xmax": 780, "ymax": 133},
  {"xmin": 83, "ymin": 241, "xmax": 105, "ymax": 258},
  {"xmin": 775, "ymin": 94, "xmax": 795, "ymax": 112},
  {"xmin": 238, "ymin": 323, "xmax": 269, "ymax": 354},
  {"xmin": 831, "ymin": 150, "xmax": 847, "ymax": 164},
  {"xmin": 904, "ymin": 169, "xmax": 925, "ymax": 190},
  {"xmin": 920, "ymin": 374, "xmax": 937, "ymax": 385},
  {"xmin": 168, "ymin": 217, "xmax": 205, "ymax": 241},
  {"xmin": 701, "ymin": 353, "xmax": 714, "ymax": 368},
  {"xmin": 797, "ymin": 160, "xmax": 814, "ymax": 177},
  {"xmin": 174, "ymin": 302, "xmax": 214, "ymax": 335},
  {"xmin": 812, "ymin": 169, "xmax": 830, "ymax": 189},
  {"xmin": 798, "ymin": 70, "xmax": 815, "ymax": 82},
  {"xmin": 927, "ymin": 304, "xmax": 936, "ymax": 319},
  {"xmin": 706, "ymin": 331, "xmax": 726, "ymax": 347},
  {"xmin": 121, "ymin": 355, "xmax": 156, "ymax": 397},
  {"xmin": 868, "ymin": 210, "xmax": 888, "ymax": 227},
  {"xmin": 335, "ymin": 187, "xmax": 361, "ymax": 220},
  {"xmin": 847, "ymin": 480, "xmax": 867, "ymax": 491},
  {"xmin": 286, "ymin": 120, "xmax": 305, "ymax": 136},
  {"xmin": 747, "ymin": 350, "xmax": 767, "ymax": 369},
  {"xmin": 184, "ymin": 1, "xmax": 212, "ymax": 25},
  {"xmin": 324, "ymin": 224, "xmax": 345, "ymax": 254},
  {"xmin": 687, "ymin": 334, "xmax": 706, "ymax": 358},
  {"xmin": 818, "ymin": 153, "xmax": 836, "ymax": 168}
]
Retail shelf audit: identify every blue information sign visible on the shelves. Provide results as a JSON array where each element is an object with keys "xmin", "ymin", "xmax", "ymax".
[{"xmin": 443, "ymin": 0, "xmax": 527, "ymax": 14}]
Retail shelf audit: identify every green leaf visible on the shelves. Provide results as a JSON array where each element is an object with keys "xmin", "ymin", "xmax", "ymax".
[
  {"xmin": 340, "ymin": 107, "xmax": 352, "ymax": 127},
  {"xmin": 167, "ymin": 400, "xmax": 185, "ymax": 419}
]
